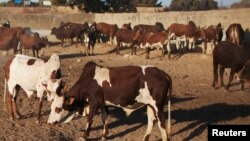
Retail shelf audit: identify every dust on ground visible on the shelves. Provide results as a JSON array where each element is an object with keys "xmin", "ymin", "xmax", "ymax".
[{"xmin": 0, "ymin": 42, "xmax": 249, "ymax": 141}]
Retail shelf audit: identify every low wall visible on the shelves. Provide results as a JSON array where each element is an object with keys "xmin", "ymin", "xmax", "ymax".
[{"xmin": 0, "ymin": 8, "xmax": 249, "ymax": 31}]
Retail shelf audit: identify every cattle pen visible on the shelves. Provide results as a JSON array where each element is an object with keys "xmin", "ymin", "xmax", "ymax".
[{"xmin": 0, "ymin": 7, "xmax": 250, "ymax": 141}]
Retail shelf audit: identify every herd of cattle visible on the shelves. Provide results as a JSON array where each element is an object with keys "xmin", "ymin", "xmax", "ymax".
[{"xmin": 1, "ymin": 19, "xmax": 250, "ymax": 141}]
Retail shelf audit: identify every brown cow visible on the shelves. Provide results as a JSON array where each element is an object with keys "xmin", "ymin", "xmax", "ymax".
[
  {"xmin": 121, "ymin": 23, "xmax": 132, "ymax": 30},
  {"xmin": 212, "ymin": 41, "xmax": 250, "ymax": 91},
  {"xmin": 133, "ymin": 22, "xmax": 165, "ymax": 32},
  {"xmin": 168, "ymin": 21, "xmax": 205, "ymax": 51},
  {"xmin": 203, "ymin": 23, "xmax": 223, "ymax": 53},
  {"xmin": 0, "ymin": 31, "xmax": 19, "ymax": 54},
  {"xmin": 114, "ymin": 28, "xmax": 144, "ymax": 55},
  {"xmin": 59, "ymin": 22, "xmax": 89, "ymax": 47},
  {"xmin": 96, "ymin": 22, "xmax": 118, "ymax": 44},
  {"xmin": 140, "ymin": 31, "xmax": 169, "ymax": 59},
  {"xmin": 19, "ymin": 32, "xmax": 49, "ymax": 57},
  {"xmin": 47, "ymin": 61, "xmax": 172, "ymax": 141},
  {"xmin": 226, "ymin": 23, "xmax": 245, "ymax": 46}
]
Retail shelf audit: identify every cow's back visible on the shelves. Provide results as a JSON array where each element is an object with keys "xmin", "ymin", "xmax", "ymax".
[{"xmin": 226, "ymin": 23, "xmax": 245, "ymax": 45}]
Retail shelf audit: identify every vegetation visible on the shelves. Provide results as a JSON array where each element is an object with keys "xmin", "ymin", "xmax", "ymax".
[
  {"xmin": 169, "ymin": 0, "xmax": 218, "ymax": 11},
  {"xmin": 231, "ymin": 0, "xmax": 250, "ymax": 8}
]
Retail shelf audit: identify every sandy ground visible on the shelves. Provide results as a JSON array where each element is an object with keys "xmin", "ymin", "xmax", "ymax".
[{"xmin": 0, "ymin": 41, "xmax": 250, "ymax": 141}]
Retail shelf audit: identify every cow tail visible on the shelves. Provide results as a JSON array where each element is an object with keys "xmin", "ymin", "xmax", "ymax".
[
  {"xmin": 4, "ymin": 78, "xmax": 7, "ymax": 112},
  {"xmin": 161, "ymin": 70, "xmax": 172, "ymax": 140},
  {"xmin": 166, "ymin": 73, "xmax": 172, "ymax": 140}
]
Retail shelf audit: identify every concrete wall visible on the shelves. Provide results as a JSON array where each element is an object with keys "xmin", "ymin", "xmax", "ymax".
[{"xmin": 0, "ymin": 8, "xmax": 250, "ymax": 31}]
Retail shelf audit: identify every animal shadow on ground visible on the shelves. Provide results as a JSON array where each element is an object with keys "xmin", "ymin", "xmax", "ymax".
[
  {"xmin": 171, "ymin": 103, "xmax": 250, "ymax": 141},
  {"xmin": 59, "ymin": 53, "xmax": 84, "ymax": 60},
  {"xmin": 86, "ymin": 96, "xmax": 195, "ymax": 140},
  {"xmin": 47, "ymin": 41, "xmax": 62, "ymax": 46}
]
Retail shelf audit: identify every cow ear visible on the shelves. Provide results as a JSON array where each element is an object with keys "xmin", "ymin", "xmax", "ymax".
[
  {"xmin": 60, "ymin": 83, "xmax": 68, "ymax": 95},
  {"xmin": 65, "ymin": 97, "xmax": 75, "ymax": 105}
]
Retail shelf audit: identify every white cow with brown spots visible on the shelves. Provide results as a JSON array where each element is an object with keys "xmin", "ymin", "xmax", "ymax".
[{"xmin": 4, "ymin": 53, "xmax": 62, "ymax": 123}]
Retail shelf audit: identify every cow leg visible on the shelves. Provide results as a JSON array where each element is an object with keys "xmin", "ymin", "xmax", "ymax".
[
  {"xmin": 91, "ymin": 44, "xmax": 94, "ymax": 55},
  {"xmin": 12, "ymin": 86, "xmax": 21, "ymax": 119},
  {"xmin": 116, "ymin": 43, "xmax": 120, "ymax": 55},
  {"xmin": 157, "ymin": 109, "xmax": 168, "ymax": 141},
  {"xmin": 143, "ymin": 106, "xmax": 156, "ymax": 141},
  {"xmin": 225, "ymin": 69, "xmax": 236, "ymax": 91},
  {"xmin": 219, "ymin": 67, "xmax": 225, "ymax": 87},
  {"xmin": 36, "ymin": 97, "xmax": 43, "ymax": 124},
  {"xmin": 240, "ymin": 80, "xmax": 245, "ymax": 91},
  {"xmin": 83, "ymin": 104, "xmax": 99, "ymax": 139},
  {"xmin": 212, "ymin": 63, "xmax": 218, "ymax": 88},
  {"xmin": 101, "ymin": 106, "xmax": 109, "ymax": 140},
  {"xmin": 146, "ymin": 48, "xmax": 150, "ymax": 59},
  {"xmin": 204, "ymin": 40, "xmax": 207, "ymax": 54},
  {"xmin": 7, "ymin": 93, "xmax": 14, "ymax": 120}
]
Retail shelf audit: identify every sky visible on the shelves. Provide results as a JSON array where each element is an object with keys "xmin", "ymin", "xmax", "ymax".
[{"xmin": 159, "ymin": 0, "xmax": 242, "ymax": 7}]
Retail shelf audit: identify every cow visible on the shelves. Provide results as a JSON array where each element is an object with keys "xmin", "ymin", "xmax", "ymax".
[
  {"xmin": 59, "ymin": 22, "xmax": 89, "ymax": 47},
  {"xmin": 121, "ymin": 23, "xmax": 132, "ymax": 30},
  {"xmin": 83, "ymin": 24, "xmax": 98, "ymax": 56},
  {"xmin": 203, "ymin": 23, "xmax": 224, "ymax": 53},
  {"xmin": 0, "ymin": 31, "xmax": 19, "ymax": 54},
  {"xmin": 0, "ymin": 27, "xmax": 25, "ymax": 39},
  {"xmin": 212, "ymin": 41, "xmax": 250, "ymax": 91},
  {"xmin": 133, "ymin": 22, "xmax": 165, "ymax": 32},
  {"xmin": 226, "ymin": 23, "xmax": 245, "ymax": 46},
  {"xmin": 140, "ymin": 31, "xmax": 169, "ymax": 59},
  {"xmin": 4, "ymin": 53, "xmax": 62, "ymax": 123},
  {"xmin": 51, "ymin": 26, "xmax": 76, "ymax": 47},
  {"xmin": 114, "ymin": 28, "xmax": 144, "ymax": 55},
  {"xmin": 168, "ymin": 21, "xmax": 205, "ymax": 51},
  {"xmin": 19, "ymin": 32, "xmax": 49, "ymax": 57},
  {"xmin": 0, "ymin": 20, "xmax": 10, "ymax": 28},
  {"xmin": 95, "ymin": 22, "xmax": 119, "ymax": 44},
  {"xmin": 47, "ymin": 61, "xmax": 172, "ymax": 141},
  {"xmin": 237, "ymin": 60, "xmax": 250, "ymax": 84}
]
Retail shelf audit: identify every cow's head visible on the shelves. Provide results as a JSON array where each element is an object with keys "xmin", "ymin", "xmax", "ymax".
[
  {"xmin": 47, "ymin": 86, "xmax": 78, "ymax": 125},
  {"xmin": 237, "ymin": 60, "xmax": 250, "ymax": 83},
  {"xmin": 215, "ymin": 25, "xmax": 223, "ymax": 41},
  {"xmin": 133, "ymin": 28, "xmax": 145, "ymax": 42}
]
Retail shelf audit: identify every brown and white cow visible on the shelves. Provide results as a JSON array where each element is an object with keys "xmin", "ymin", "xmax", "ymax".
[
  {"xmin": 140, "ymin": 31, "xmax": 169, "ymax": 59},
  {"xmin": 226, "ymin": 23, "xmax": 245, "ymax": 46},
  {"xmin": 48, "ymin": 61, "xmax": 172, "ymax": 141},
  {"xmin": 203, "ymin": 23, "xmax": 223, "ymax": 53},
  {"xmin": 95, "ymin": 22, "xmax": 119, "ymax": 44},
  {"xmin": 168, "ymin": 21, "xmax": 205, "ymax": 51},
  {"xmin": 4, "ymin": 53, "xmax": 62, "ymax": 123},
  {"xmin": 114, "ymin": 28, "xmax": 144, "ymax": 55}
]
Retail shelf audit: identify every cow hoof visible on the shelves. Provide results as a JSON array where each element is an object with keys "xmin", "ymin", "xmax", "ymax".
[
  {"xmin": 101, "ymin": 137, "xmax": 106, "ymax": 141},
  {"xmin": 16, "ymin": 115, "xmax": 21, "ymax": 119},
  {"xmin": 36, "ymin": 120, "xmax": 40, "ymax": 124},
  {"xmin": 9, "ymin": 117, "xmax": 14, "ymax": 121}
]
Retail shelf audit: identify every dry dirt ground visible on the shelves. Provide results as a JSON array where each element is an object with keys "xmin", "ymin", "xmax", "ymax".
[{"xmin": 0, "ymin": 41, "xmax": 250, "ymax": 141}]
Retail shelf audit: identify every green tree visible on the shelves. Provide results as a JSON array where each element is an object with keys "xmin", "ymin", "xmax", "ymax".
[
  {"xmin": 136, "ymin": 0, "xmax": 162, "ymax": 7},
  {"xmin": 231, "ymin": 0, "xmax": 250, "ymax": 8},
  {"xmin": 170, "ymin": 0, "xmax": 218, "ymax": 11}
]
